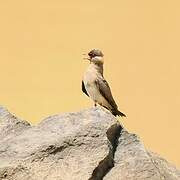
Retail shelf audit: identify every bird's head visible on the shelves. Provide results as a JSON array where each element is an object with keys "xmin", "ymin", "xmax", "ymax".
[{"xmin": 83, "ymin": 49, "xmax": 104, "ymax": 65}]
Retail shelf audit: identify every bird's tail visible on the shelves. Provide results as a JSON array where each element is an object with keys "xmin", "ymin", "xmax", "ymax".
[{"xmin": 112, "ymin": 109, "xmax": 126, "ymax": 117}]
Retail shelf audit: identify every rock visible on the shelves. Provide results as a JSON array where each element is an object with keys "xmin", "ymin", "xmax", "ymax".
[
  {"xmin": 0, "ymin": 106, "xmax": 179, "ymax": 180},
  {"xmin": 0, "ymin": 106, "xmax": 30, "ymax": 140}
]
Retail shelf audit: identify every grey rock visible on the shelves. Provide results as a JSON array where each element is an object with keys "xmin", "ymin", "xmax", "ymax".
[
  {"xmin": 0, "ymin": 106, "xmax": 179, "ymax": 180},
  {"xmin": 0, "ymin": 106, "xmax": 30, "ymax": 140}
]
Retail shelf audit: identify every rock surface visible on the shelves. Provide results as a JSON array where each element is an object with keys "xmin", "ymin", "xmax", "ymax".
[{"xmin": 0, "ymin": 106, "xmax": 179, "ymax": 180}]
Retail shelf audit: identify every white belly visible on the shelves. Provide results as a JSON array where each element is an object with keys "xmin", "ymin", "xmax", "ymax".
[
  {"xmin": 86, "ymin": 83, "xmax": 106, "ymax": 104},
  {"xmin": 83, "ymin": 66, "xmax": 111, "ymax": 109}
]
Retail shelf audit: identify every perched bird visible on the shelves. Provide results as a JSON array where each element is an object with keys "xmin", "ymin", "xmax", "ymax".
[{"xmin": 82, "ymin": 49, "xmax": 126, "ymax": 117}]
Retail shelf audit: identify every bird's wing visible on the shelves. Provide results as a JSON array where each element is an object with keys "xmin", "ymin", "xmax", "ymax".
[
  {"xmin": 95, "ymin": 77, "xmax": 118, "ymax": 109},
  {"xmin": 82, "ymin": 81, "xmax": 89, "ymax": 97}
]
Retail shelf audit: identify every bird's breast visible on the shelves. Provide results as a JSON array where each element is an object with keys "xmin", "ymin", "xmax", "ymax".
[
  {"xmin": 83, "ymin": 67, "xmax": 109, "ymax": 107},
  {"xmin": 83, "ymin": 65, "xmax": 98, "ymax": 85}
]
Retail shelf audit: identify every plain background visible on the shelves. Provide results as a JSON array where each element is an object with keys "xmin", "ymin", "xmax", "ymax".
[{"xmin": 0, "ymin": 0, "xmax": 180, "ymax": 167}]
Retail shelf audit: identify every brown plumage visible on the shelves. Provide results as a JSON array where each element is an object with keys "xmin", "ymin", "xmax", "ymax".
[{"xmin": 82, "ymin": 49, "xmax": 126, "ymax": 117}]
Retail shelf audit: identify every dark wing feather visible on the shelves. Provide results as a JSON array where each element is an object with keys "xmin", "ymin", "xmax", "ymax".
[
  {"xmin": 95, "ymin": 77, "xmax": 118, "ymax": 110},
  {"xmin": 82, "ymin": 81, "xmax": 89, "ymax": 97}
]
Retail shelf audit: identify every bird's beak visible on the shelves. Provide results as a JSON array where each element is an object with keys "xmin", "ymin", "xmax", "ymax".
[{"xmin": 82, "ymin": 54, "xmax": 91, "ymax": 61}]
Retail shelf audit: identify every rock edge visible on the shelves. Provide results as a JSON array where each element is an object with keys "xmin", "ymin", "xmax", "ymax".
[{"xmin": 0, "ymin": 106, "xmax": 179, "ymax": 180}]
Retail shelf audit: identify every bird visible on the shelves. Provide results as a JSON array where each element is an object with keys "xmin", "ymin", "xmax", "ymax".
[{"xmin": 82, "ymin": 49, "xmax": 126, "ymax": 117}]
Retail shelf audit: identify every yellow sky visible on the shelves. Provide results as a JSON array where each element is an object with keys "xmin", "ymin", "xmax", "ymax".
[{"xmin": 0, "ymin": 0, "xmax": 180, "ymax": 167}]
